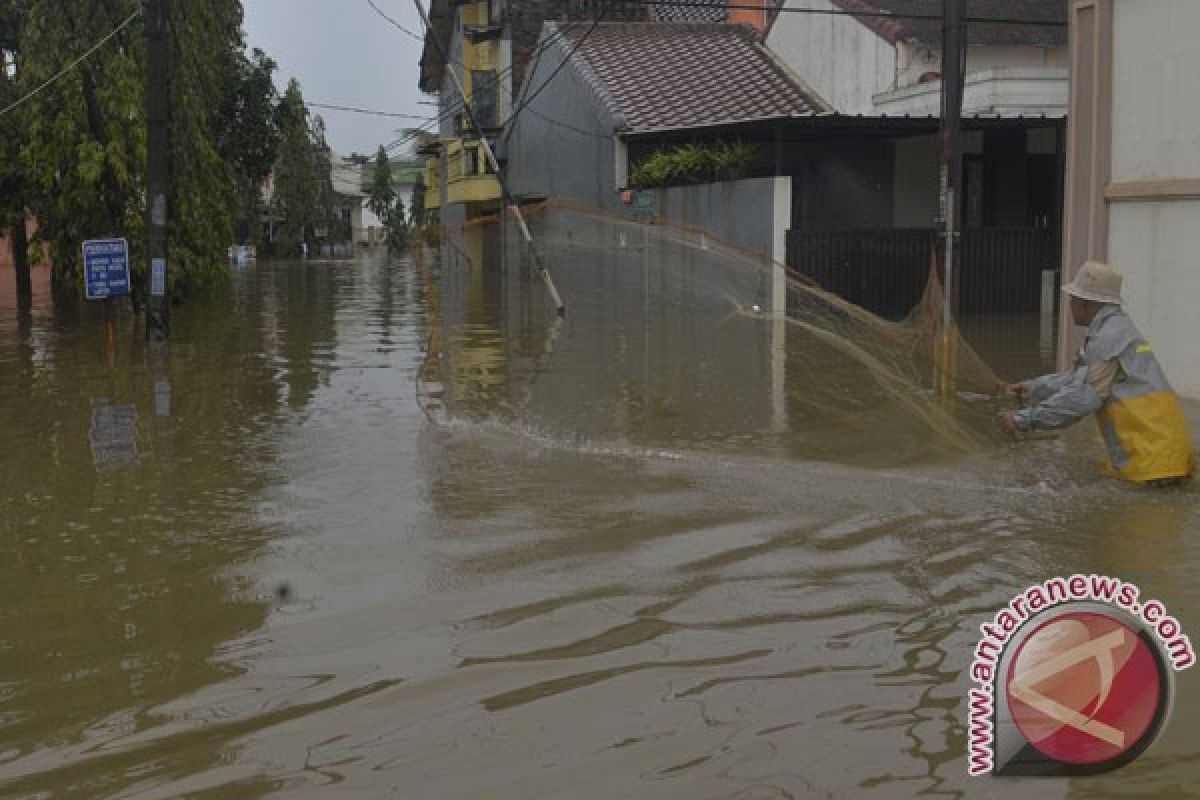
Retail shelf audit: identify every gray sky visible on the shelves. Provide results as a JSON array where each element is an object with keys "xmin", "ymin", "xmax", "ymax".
[{"xmin": 242, "ymin": 0, "xmax": 434, "ymax": 159}]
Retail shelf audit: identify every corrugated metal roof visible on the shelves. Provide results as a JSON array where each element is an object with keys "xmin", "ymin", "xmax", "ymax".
[
  {"xmin": 621, "ymin": 110, "xmax": 1066, "ymax": 139},
  {"xmin": 555, "ymin": 22, "xmax": 825, "ymax": 133}
]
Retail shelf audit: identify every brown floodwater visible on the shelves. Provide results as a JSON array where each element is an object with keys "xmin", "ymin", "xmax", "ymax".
[{"xmin": 3, "ymin": 221, "xmax": 1200, "ymax": 800}]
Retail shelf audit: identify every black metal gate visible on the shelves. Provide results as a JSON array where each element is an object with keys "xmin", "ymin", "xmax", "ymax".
[{"xmin": 786, "ymin": 228, "xmax": 1057, "ymax": 318}]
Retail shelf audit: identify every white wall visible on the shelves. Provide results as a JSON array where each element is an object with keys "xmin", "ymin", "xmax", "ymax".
[
  {"xmin": 1111, "ymin": 4, "xmax": 1200, "ymax": 183},
  {"xmin": 1107, "ymin": 0, "xmax": 1200, "ymax": 396},
  {"xmin": 1109, "ymin": 202, "xmax": 1200, "ymax": 396},
  {"xmin": 874, "ymin": 67, "xmax": 1068, "ymax": 117},
  {"xmin": 895, "ymin": 44, "xmax": 1068, "ymax": 88},
  {"xmin": 766, "ymin": 0, "xmax": 895, "ymax": 113}
]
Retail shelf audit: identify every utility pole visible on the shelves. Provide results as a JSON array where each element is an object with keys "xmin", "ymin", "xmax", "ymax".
[
  {"xmin": 937, "ymin": 0, "xmax": 966, "ymax": 397},
  {"xmin": 410, "ymin": 0, "xmax": 566, "ymax": 316},
  {"xmin": 11, "ymin": 215, "xmax": 30, "ymax": 305},
  {"xmin": 144, "ymin": 0, "xmax": 170, "ymax": 339}
]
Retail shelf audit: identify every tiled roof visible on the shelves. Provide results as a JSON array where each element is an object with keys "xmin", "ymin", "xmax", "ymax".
[
  {"xmin": 554, "ymin": 22, "xmax": 825, "ymax": 133},
  {"xmin": 830, "ymin": 0, "xmax": 1067, "ymax": 47},
  {"xmin": 653, "ymin": 0, "xmax": 727, "ymax": 23}
]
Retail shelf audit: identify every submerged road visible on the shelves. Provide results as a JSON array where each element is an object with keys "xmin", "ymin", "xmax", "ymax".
[{"xmin": 2, "ymin": 238, "xmax": 1199, "ymax": 798}]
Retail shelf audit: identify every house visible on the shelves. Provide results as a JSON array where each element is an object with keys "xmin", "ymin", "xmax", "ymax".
[
  {"xmin": 750, "ymin": 1, "xmax": 1069, "ymax": 316},
  {"xmin": 416, "ymin": 0, "xmax": 652, "ymax": 224},
  {"xmin": 504, "ymin": 22, "xmax": 821, "ymax": 222},
  {"xmin": 331, "ymin": 156, "xmax": 367, "ymax": 247},
  {"xmin": 502, "ymin": 17, "xmax": 1065, "ymax": 316},
  {"xmin": 414, "ymin": 0, "xmax": 776, "ymax": 223},
  {"xmin": 1063, "ymin": 1, "xmax": 1200, "ymax": 395},
  {"xmin": 766, "ymin": 0, "xmax": 1068, "ymax": 117}
]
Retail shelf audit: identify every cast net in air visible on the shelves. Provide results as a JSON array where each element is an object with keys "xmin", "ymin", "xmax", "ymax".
[{"xmin": 422, "ymin": 200, "xmax": 1027, "ymax": 464}]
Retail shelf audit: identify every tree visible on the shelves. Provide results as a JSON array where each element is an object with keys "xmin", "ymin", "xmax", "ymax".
[
  {"xmin": 12, "ymin": 0, "xmax": 283, "ymax": 295},
  {"xmin": 270, "ymin": 79, "xmax": 338, "ymax": 256},
  {"xmin": 386, "ymin": 194, "xmax": 408, "ymax": 252},
  {"xmin": 409, "ymin": 173, "xmax": 426, "ymax": 228},
  {"xmin": 0, "ymin": 0, "xmax": 32, "ymax": 303},
  {"xmin": 17, "ymin": 0, "xmax": 146, "ymax": 289},
  {"xmin": 366, "ymin": 146, "xmax": 395, "ymax": 223},
  {"xmin": 217, "ymin": 47, "xmax": 280, "ymax": 246},
  {"xmin": 364, "ymin": 145, "xmax": 411, "ymax": 253},
  {"xmin": 164, "ymin": 0, "xmax": 251, "ymax": 293}
]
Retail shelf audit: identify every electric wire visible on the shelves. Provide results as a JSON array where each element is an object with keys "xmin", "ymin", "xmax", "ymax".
[
  {"xmin": 501, "ymin": 0, "xmax": 618, "ymax": 145},
  {"xmin": 0, "ymin": 8, "xmax": 143, "ymax": 118},
  {"xmin": 307, "ymin": 101, "xmax": 438, "ymax": 120},
  {"xmin": 410, "ymin": 0, "xmax": 566, "ymax": 314},
  {"xmin": 364, "ymin": 0, "xmax": 426, "ymax": 42}
]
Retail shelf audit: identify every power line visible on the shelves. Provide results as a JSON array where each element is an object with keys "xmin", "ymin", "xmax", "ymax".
[
  {"xmin": 410, "ymin": 0, "xmax": 566, "ymax": 314},
  {"xmin": 307, "ymin": 101, "xmax": 436, "ymax": 120},
  {"xmin": 0, "ymin": 8, "xmax": 143, "ymax": 118},
  {"xmin": 364, "ymin": 0, "xmax": 426, "ymax": 42},
  {"xmin": 382, "ymin": 117, "xmax": 442, "ymax": 155},
  {"xmin": 504, "ymin": 0, "xmax": 619, "ymax": 143}
]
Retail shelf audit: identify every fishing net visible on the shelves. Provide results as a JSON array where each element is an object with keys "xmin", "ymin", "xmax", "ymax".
[{"xmin": 418, "ymin": 199, "xmax": 1031, "ymax": 465}]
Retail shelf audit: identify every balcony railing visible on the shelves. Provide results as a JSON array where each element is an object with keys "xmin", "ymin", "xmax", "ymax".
[{"xmin": 445, "ymin": 138, "xmax": 501, "ymax": 206}]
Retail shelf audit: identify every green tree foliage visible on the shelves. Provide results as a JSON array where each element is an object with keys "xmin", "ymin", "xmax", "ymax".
[
  {"xmin": 385, "ymin": 194, "xmax": 408, "ymax": 253},
  {"xmin": 270, "ymin": 79, "xmax": 338, "ymax": 256},
  {"xmin": 217, "ymin": 48, "xmax": 279, "ymax": 245},
  {"xmin": 630, "ymin": 141, "xmax": 762, "ymax": 189},
  {"xmin": 166, "ymin": 0, "xmax": 246, "ymax": 293},
  {"xmin": 365, "ymin": 145, "xmax": 409, "ymax": 253},
  {"xmin": 16, "ymin": 0, "xmax": 146, "ymax": 285},
  {"xmin": 0, "ymin": 1, "xmax": 32, "ymax": 296},
  {"xmin": 366, "ymin": 146, "xmax": 395, "ymax": 223},
  {"xmin": 10, "ymin": 0, "xmax": 282, "ymax": 295}
]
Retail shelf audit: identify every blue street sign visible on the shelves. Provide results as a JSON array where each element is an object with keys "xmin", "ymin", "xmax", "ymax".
[{"xmin": 83, "ymin": 238, "xmax": 131, "ymax": 300}]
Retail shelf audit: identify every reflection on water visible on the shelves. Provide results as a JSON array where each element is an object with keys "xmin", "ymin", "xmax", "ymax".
[{"xmin": 2, "ymin": 225, "xmax": 1200, "ymax": 799}]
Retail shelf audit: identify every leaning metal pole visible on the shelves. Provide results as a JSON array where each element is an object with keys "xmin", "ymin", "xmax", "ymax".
[{"xmin": 411, "ymin": 0, "xmax": 565, "ymax": 316}]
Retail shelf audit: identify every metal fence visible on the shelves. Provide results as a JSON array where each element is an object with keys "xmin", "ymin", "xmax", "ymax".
[{"xmin": 786, "ymin": 227, "xmax": 1058, "ymax": 317}]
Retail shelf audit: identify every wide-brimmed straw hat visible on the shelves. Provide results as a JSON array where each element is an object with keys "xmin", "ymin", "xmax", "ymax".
[{"xmin": 1063, "ymin": 260, "xmax": 1123, "ymax": 304}]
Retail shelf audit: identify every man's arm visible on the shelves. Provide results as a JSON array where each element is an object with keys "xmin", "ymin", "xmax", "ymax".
[
  {"xmin": 1025, "ymin": 371, "xmax": 1075, "ymax": 406},
  {"xmin": 1010, "ymin": 360, "xmax": 1118, "ymax": 432}
]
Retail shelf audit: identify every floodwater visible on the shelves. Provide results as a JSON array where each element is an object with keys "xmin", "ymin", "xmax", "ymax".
[{"xmin": 3, "ymin": 219, "xmax": 1200, "ymax": 799}]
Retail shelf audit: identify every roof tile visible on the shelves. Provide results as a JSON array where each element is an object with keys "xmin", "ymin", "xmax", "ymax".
[
  {"xmin": 653, "ymin": 0, "xmax": 727, "ymax": 23},
  {"xmin": 557, "ymin": 22, "xmax": 824, "ymax": 133}
]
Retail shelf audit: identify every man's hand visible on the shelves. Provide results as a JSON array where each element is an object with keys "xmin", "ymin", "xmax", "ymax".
[
  {"xmin": 1004, "ymin": 382, "xmax": 1030, "ymax": 406},
  {"xmin": 997, "ymin": 410, "xmax": 1025, "ymax": 439}
]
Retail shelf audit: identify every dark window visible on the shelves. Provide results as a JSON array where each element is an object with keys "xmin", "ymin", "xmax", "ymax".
[{"xmin": 472, "ymin": 69, "xmax": 498, "ymax": 129}]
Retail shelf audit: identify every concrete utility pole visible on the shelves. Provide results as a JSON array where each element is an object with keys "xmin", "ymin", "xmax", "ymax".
[
  {"xmin": 410, "ymin": 0, "xmax": 566, "ymax": 316},
  {"xmin": 937, "ymin": 0, "xmax": 966, "ymax": 396},
  {"xmin": 144, "ymin": 0, "xmax": 170, "ymax": 339}
]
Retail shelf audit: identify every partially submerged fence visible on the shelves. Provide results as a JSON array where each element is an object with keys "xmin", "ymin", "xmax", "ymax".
[{"xmin": 786, "ymin": 227, "xmax": 1058, "ymax": 317}]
